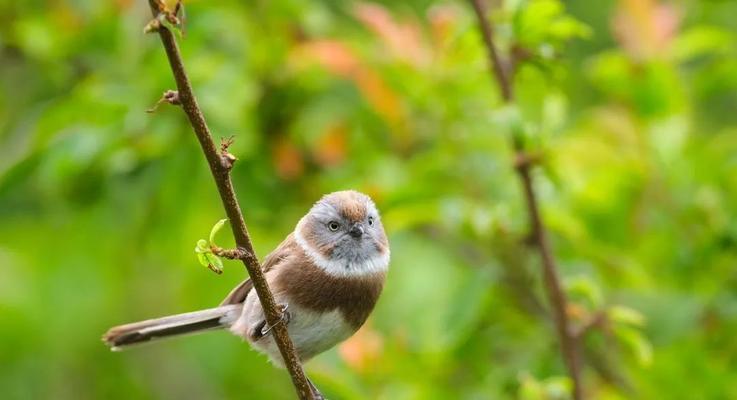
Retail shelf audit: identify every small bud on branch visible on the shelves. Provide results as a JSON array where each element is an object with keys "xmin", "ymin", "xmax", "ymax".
[
  {"xmin": 219, "ymin": 136, "xmax": 238, "ymax": 170},
  {"xmin": 146, "ymin": 90, "xmax": 181, "ymax": 113}
]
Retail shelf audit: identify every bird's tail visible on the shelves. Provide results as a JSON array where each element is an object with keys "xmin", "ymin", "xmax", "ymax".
[{"xmin": 102, "ymin": 304, "xmax": 242, "ymax": 351}]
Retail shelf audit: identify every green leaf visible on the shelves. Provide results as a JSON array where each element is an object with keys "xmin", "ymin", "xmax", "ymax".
[
  {"xmin": 547, "ymin": 16, "xmax": 591, "ymax": 41},
  {"xmin": 193, "ymin": 220, "xmax": 228, "ymax": 274},
  {"xmin": 196, "ymin": 251, "xmax": 210, "ymax": 267},
  {"xmin": 519, "ymin": 373, "xmax": 571, "ymax": 400},
  {"xmin": 514, "ymin": 0, "xmax": 590, "ymax": 48},
  {"xmin": 209, "ymin": 219, "xmax": 228, "ymax": 244},
  {"xmin": 518, "ymin": 373, "xmax": 545, "ymax": 400},
  {"xmin": 673, "ymin": 26, "xmax": 734, "ymax": 61},
  {"xmin": 614, "ymin": 326, "xmax": 653, "ymax": 367},
  {"xmin": 542, "ymin": 376, "xmax": 572, "ymax": 400},
  {"xmin": 195, "ymin": 239, "xmax": 209, "ymax": 253},
  {"xmin": 565, "ymin": 276, "xmax": 603, "ymax": 309},
  {"xmin": 206, "ymin": 253, "xmax": 224, "ymax": 274},
  {"xmin": 196, "ymin": 251, "xmax": 223, "ymax": 274},
  {"xmin": 608, "ymin": 305, "xmax": 646, "ymax": 327}
]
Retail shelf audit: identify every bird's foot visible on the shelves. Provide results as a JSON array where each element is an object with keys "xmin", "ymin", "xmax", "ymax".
[{"xmin": 260, "ymin": 303, "xmax": 291, "ymax": 336}]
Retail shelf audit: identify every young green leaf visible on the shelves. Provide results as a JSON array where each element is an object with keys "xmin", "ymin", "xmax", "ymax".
[
  {"xmin": 196, "ymin": 251, "xmax": 210, "ymax": 267},
  {"xmin": 195, "ymin": 238, "xmax": 223, "ymax": 274},
  {"xmin": 196, "ymin": 250, "xmax": 223, "ymax": 274},
  {"xmin": 565, "ymin": 276, "xmax": 603, "ymax": 309},
  {"xmin": 614, "ymin": 326, "xmax": 653, "ymax": 367},
  {"xmin": 204, "ymin": 252, "xmax": 224, "ymax": 274},
  {"xmin": 209, "ymin": 219, "xmax": 228, "ymax": 244},
  {"xmin": 519, "ymin": 373, "xmax": 571, "ymax": 400},
  {"xmin": 195, "ymin": 239, "xmax": 209, "ymax": 253},
  {"xmin": 608, "ymin": 305, "xmax": 646, "ymax": 327},
  {"xmin": 518, "ymin": 373, "xmax": 545, "ymax": 400}
]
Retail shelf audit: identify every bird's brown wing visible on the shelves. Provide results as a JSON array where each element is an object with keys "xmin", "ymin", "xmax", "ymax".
[
  {"xmin": 219, "ymin": 279, "xmax": 253, "ymax": 306},
  {"xmin": 219, "ymin": 233, "xmax": 297, "ymax": 305}
]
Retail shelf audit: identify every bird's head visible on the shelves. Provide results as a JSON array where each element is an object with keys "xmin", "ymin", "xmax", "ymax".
[{"xmin": 295, "ymin": 191, "xmax": 389, "ymax": 277}]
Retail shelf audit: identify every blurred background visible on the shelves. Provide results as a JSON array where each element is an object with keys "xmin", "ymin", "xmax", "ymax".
[{"xmin": 2, "ymin": 0, "xmax": 737, "ymax": 398}]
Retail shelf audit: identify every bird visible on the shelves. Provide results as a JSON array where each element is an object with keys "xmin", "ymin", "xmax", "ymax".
[{"xmin": 103, "ymin": 190, "xmax": 389, "ymax": 397}]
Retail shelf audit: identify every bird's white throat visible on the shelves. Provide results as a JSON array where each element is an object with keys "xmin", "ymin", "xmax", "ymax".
[{"xmin": 294, "ymin": 229, "xmax": 389, "ymax": 278}]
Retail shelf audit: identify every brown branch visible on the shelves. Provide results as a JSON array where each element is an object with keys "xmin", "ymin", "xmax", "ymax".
[
  {"xmin": 211, "ymin": 245, "xmax": 247, "ymax": 260},
  {"xmin": 517, "ymin": 161, "xmax": 583, "ymax": 399},
  {"xmin": 469, "ymin": 0, "xmax": 513, "ymax": 102},
  {"xmin": 468, "ymin": 1, "xmax": 584, "ymax": 399},
  {"xmin": 144, "ymin": 2, "xmax": 314, "ymax": 399}
]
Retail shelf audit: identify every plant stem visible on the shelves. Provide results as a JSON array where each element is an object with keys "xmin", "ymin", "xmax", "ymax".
[
  {"xmin": 144, "ymin": 2, "xmax": 314, "ymax": 398},
  {"xmin": 469, "ymin": 1, "xmax": 584, "ymax": 398}
]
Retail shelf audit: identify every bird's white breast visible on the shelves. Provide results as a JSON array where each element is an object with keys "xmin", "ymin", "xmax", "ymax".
[{"xmin": 244, "ymin": 302, "xmax": 355, "ymax": 366}]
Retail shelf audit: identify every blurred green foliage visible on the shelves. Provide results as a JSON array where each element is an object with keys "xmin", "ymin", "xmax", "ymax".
[{"xmin": 2, "ymin": 0, "xmax": 737, "ymax": 399}]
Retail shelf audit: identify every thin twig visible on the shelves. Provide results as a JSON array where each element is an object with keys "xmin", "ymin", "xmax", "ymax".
[
  {"xmin": 469, "ymin": 0, "xmax": 513, "ymax": 101},
  {"xmin": 211, "ymin": 245, "xmax": 247, "ymax": 260},
  {"xmin": 468, "ymin": 1, "xmax": 584, "ymax": 398},
  {"xmin": 143, "ymin": 2, "xmax": 314, "ymax": 398},
  {"xmin": 517, "ymin": 161, "xmax": 583, "ymax": 400}
]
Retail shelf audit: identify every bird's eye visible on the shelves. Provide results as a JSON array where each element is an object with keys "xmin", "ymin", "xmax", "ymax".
[
  {"xmin": 368, "ymin": 216, "xmax": 374, "ymax": 226},
  {"xmin": 328, "ymin": 221, "xmax": 340, "ymax": 231}
]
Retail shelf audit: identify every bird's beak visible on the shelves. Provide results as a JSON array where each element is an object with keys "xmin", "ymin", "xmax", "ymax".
[{"xmin": 349, "ymin": 223, "xmax": 364, "ymax": 238}]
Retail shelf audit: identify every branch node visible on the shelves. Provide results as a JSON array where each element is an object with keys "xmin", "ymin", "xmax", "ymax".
[
  {"xmin": 143, "ymin": 18, "xmax": 161, "ymax": 34},
  {"xmin": 146, "ymin": 90, "xmax": 181, "ymax": 113},
  {"xmin": 153, "ymin": 0, "xmax": 182, "ymax": 24},
  {"xmin": 510, "ymin": 43, "xmax": 534, "ymax": 72},
  {"xmin": 574, "ymin": 310, "xmax": 608, "ymax": 339},
  {"xmin": 149, "ymin": 0, "xmax": 185, "ymax": 38},
  {"xmin": 211, "ymin": 245, "xmax": 247, "ymax": 260},
  {"xmin": 220, "ymin": 136, "xmax": 238, "ymax": 170},
  {"xmin": 513, "ymin": 151, "xmax": 542, "ymax": 171},
  {"xmin": 240, "ymin": 248, "xmax": 260, "ymax": 268}
]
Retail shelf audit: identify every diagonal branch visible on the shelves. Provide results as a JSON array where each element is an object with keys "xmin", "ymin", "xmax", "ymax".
[
  {"xmin": 469, "ymin": 0, "xmax": 513, "ymax": 102},
  {"xmin": 144, "ymin": 2, "xmax": 314, "ymax": 399},
  {"xmin": 468, "ymin": 1, "xmax": 584, "ymax": 399}
]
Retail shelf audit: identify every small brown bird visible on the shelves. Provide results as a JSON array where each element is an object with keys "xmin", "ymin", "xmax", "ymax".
[{"xmin": 103, "ymin": 191, "xmax": 389, "ymax": 394}]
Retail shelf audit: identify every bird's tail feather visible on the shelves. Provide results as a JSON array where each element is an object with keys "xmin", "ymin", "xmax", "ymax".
[{"xmin": 103, "ymin": 304, "xmax": 242, "ymax": 350}]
